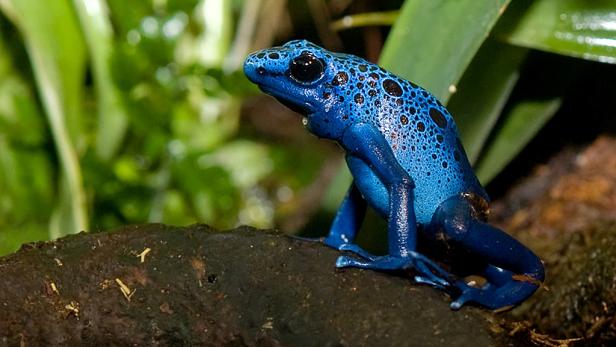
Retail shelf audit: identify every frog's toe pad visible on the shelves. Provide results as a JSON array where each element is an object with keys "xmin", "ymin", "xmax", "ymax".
[{"xmin": 450, "ymin": 295, "xmax": 470, "ymax": 310}]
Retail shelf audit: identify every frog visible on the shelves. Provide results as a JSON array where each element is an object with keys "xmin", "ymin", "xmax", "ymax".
[{"xmin": 243, "ymin": 40, "xmax": 544, "ymax": 310}]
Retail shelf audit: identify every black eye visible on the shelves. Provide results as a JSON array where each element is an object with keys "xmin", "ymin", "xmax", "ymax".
[{"xmin": 289, "ymin": 52, "xmax": 324, "ymax": 83}]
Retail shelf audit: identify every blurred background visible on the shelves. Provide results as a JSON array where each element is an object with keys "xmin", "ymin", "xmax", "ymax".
[{"xmin": 0, "ymin": 0, "xmax": 614, "ymax": 255}]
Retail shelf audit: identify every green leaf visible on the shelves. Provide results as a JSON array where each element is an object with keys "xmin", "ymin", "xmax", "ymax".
[
  {"xmin": 0, "ymin": 142, "xmax": 53, "ymax": 219},
  {"xmin": 475, "ymin": 98, "xmax": 562, "ymax": 183},
  {"xmin": 380, "ymin": 0, "xmax": 511, "ymax": 103},
  {"xmin": 448, "ymin": 40, "xmax": 528, "ymax": 164},
  {"xmin": 0, "ymin": 0, "xmax": 89, "ymax": 237},
  {"xmin": 72, "ymin": 0, "xmax": 129, "ymax": 160},
  {"xmin": 196, "ymin": 0, "xmax": 233, "ymax": 67},
  {"xmin": 199, "ymin": 140, "xmax": 273, "ymax": 189},
  {"xmin": 0, "ymin": 26, "xmax": 53, "ymax": 252},
  {"xmin": 494, "ymin": 0, "xmax": 616, "ymax": 64}
]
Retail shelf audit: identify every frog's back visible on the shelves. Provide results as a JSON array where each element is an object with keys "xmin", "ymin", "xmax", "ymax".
[{"xmin": 327, "ymin": 53, "xmax": 488, "ymax": 223}]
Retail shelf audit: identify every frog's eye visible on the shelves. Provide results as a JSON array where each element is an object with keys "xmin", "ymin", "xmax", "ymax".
[{"xmin": 289, "ymin": 52, "xmax": 324, "ymax": 84}]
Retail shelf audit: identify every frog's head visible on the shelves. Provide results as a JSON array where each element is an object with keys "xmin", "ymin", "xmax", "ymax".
[{"xmin": 244, "ymin": 40, "xmax": 352, "ymax": 139}]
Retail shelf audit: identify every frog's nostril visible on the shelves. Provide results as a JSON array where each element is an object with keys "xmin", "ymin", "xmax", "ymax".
[
  {"xmin": 257, "ymin": 67, "xmax": 266, "ymax": 75},
  {"xmin": 243, "ymin": 57, "xmax": 261, "ymax": 81}
]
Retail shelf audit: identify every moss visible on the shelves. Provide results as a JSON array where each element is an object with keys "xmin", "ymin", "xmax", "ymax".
[{"xmin": 512, "ymin": 222, "xmax": 616, "ymax": 345}]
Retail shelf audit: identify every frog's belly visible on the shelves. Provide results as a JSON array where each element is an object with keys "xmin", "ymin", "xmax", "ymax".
[
  {"xmin": 347, "ymin": 156, "xmax": 389, "ymax": 217},
  {"xmin": 346, "ymin": 156, "xmax": 443, "ymax": 225},
  {"xmin": 347, "ymin": 157, "xmax": 438, "ymax": 224}
]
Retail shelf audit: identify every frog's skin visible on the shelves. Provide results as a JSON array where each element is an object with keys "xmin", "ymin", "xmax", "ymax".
[{"xmin": 244, "ymin": 40, "xmax": 545, "ymax": 310}]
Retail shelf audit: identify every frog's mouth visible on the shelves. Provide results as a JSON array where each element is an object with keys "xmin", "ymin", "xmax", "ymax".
[{"xmin": 259, "ymin": 85, "xmax": 314, "ymax": 115}]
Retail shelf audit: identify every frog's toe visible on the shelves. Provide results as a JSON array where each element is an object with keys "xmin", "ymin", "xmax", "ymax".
[
  {"xmin": 448, "ymin": 281, "xmax": 504, "ymax": 310},
  {"xmin": 338, "ymin": 243, "xmax": 378, "ymax": 260},
  {"xmin": 336, "ymin": 255, "xmax": 366, "ymax": 268},
  {"xmin": 336, "ymin": 255, "xmax": 408, "ymax": 270},
  {"xmin": 409, "ymin": 264, "xmax": 450, "ymax": 289},
  {"xmin": 403, "ymin": 251, "xmax": 452, "ymax": 287},
  {"xmin": 449, "ymin": 283, "xmax": 484, "ymax": 310},
  {"xmin": 450, "ymin": 294, "xmax": 470, "ymax": 310},
  {"xmin": 337, "ymin": 251, "xmax": 453, "ymax": 289},
  {"xmin": 413, "ymin": 275, "xmax": 447, "ymax": 290}
]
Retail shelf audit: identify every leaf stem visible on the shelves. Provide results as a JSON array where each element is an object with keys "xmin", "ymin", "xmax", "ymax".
[{"xmin": 330, "ymin": 11, "xmax": 399, "ymax": 31}]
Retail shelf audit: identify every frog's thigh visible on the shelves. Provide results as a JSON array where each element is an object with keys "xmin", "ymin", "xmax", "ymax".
[{"xmin": 346, "ymin": 156, "xmax": 389, "ymax": 217}]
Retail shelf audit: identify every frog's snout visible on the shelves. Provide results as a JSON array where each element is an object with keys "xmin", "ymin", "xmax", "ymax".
[{"xmin": 243, "ymin": 54, "xmax": 265, "ymax": 83}]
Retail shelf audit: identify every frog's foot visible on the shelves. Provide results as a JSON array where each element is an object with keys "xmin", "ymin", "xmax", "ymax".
[
  {"xmin": 449, "ymin": 274, "xmax": 542, "ymax": 311},
  {"xmin": 449, "ymin": 281, "xmax": 491, "ymax": 310},
  {"xmin": 336, "ymin": 247, "xmax": 452, "ymax": 289}
]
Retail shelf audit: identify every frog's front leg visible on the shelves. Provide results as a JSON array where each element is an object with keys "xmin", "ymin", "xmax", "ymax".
[
  {"xmin": 322, "ymin": 182, "xmax": 367, "ymax": 249},
  {"xmin": 335, "ymin": 123, "xmax": 452, "ymax": 288}
]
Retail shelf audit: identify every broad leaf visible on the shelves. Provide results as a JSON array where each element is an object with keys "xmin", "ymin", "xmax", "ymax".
[
  {"xmin": 448, "ymin": 40, "xmax": 528, "ymax": 164},
  {"xmin": 72, "ymin": 0, "xmax": 129, "ymax": 160},
  {"xmin": 475, "ymin": 98, "xmax": 562, "ymax": 183},
  {"xmin": 380, "ymin": 0, "xmax": 511, "ymax": 103},
  {"xmin": 0, "ymin": 0, "xmax": 89, "ymax": 237},
  {"xmin": 495, "ymin": 0, "xmax": 616, "ymax": 64}
]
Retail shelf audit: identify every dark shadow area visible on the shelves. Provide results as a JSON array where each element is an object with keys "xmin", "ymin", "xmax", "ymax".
[{"xmin": 486, "ymin": 52, "xmax": 616, "ymax": 199}]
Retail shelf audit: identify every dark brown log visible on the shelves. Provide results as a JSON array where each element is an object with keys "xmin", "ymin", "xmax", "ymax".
[{"xmin": 0, "ymin": 224, "xmax": 514, "ymax": 346}]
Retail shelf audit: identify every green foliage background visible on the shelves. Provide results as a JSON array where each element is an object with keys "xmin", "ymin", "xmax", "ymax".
[{"xmin": 0, "ymin": 0, "xmax": 613, "ymax": 255}]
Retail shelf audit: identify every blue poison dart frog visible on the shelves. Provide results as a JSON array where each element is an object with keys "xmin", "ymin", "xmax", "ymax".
[{"xmin": 244, "ymin": 40, "xmax": 544, "ymax": 310}]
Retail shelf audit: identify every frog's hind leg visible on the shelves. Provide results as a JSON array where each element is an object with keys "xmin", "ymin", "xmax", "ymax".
[{"xmin": 430, "ymin": 195, "xmax": 545, "ymax": 310}]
